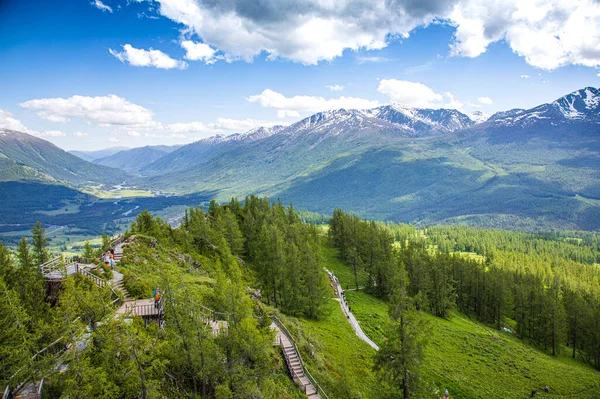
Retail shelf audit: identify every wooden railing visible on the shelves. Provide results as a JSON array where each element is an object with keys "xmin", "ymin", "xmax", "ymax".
[
  {"xmin": 75, "ymin": 265, "xmax": 121, "ymax": 306},
  {"xmin": 110, "ymin": 234, "xmax": 124, "ymax": 248},
  {"xmin": 124, "ymin": 297, "xmax": 164, "ymax": 317},
  {"xmin": 271, "ymin": 315, "xmax": 330, "ymax": 399}
]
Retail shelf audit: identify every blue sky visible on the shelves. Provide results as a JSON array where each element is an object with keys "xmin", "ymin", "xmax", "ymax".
[{"xmin": 0, "ymin": 0, "xmax": 598, "ymax": 150}]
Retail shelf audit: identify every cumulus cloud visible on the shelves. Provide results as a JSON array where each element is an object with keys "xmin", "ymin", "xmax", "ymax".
[
  {"xmin": 247, "ymin": 89, "xmax": 379, "ymax": 116},
  {"xmin": 0, "ymin": 109, "xmax": 28, "ymax": 131},
  {"xmin": 40, "ymin": 130, "xmax": 66, "ymax": 137},
  {"xmin": 20, "ymin": 94, "xmax": 155, "ymax": 127},
  {"xmin": 326, "ymin": 85, "xmax": 345, "ymax": 92},
  {"xmin": 478, "ymin": 96, "xmax": 493, "ymax": 105},
  {"xmin": 449, "ymin": 0, "xmax": 600, "ymax": 69},
  {"xmin": 444, "ymin": 92, "xmax": 463, "ymax": 109},
  {"xmin": 91, "ymin": 0, "xmax": 113, "ymax": 13},
  {"xmin": 19, "ymin": 93, "xmax": 284, "ymax": 141},
  {"xmin": 520, "ymin": 75, "xmax": 530, "ymax": 79},
  {"xmin": 181, "ymin": 40, "xmax": 218, "ymax": 64},
  {"xmin": 377, "ymin": 80, "xmax": 444, "ymax": 108},
  {"xmin": 108, "ymin": 137, "xmax": 121, "ymax": 143},
  {"xmin": 109, "ymin": 44, "xmax": 187, "ymax": 69},
  {"xmin": 152, "ymin": 0, "xmax": 600, "ymax": 70}
]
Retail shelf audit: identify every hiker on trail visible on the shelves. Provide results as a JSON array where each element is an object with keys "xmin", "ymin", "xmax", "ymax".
[
  {"xmin": 153, "ymin": 288, "xmax": 161, "ymax": 308},
  {"xmin": 543, "ymin": 386, "xmax": 549, "ymax": 393},
  {"xmin": 445, "ymin": 388, "xmax": 449, "ymax": 398},
  {"xmin": 109, "ymin": 257, "xmax": 115, "ymax": 270},
  {"xmin": 103, "ymin": 252, "xmax": 110, "ymax": 266},
  {"xmin": 531, "ymin": 390, "xmax": 536, "ymax": 397}
]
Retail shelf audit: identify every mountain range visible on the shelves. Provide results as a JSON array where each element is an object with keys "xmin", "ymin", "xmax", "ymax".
[
  {"xmin": 0, "ymin": 130, "xmax": 129, "ymax": 186},
  {"xmin": 2, "ymin": 86, "xmax": 600, "ymax": 231}
]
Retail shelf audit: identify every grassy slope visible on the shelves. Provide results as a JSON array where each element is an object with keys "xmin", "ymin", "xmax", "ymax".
[{"xmin": 321, "ymin": 240, "xmax": 600, "ymax": 398}]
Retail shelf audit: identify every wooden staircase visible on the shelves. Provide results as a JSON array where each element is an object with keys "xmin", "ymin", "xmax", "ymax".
[{"xmin": 271, "ymin": 316, "xmax": 328, "ymax": 399}]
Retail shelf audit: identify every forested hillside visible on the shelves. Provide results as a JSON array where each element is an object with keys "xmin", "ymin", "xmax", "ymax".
[
  {"xmin": 0, "ymin": 129, "xmax": 129, "ymax": 186},
  {"xmin": 2, "ymin": 200, "xmax": 600, "ymax": 398}
]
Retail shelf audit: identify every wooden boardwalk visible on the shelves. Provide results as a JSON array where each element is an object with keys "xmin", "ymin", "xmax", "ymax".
[
  {"xmin": 271, "ymin": 317, "xmax": 328, "ymax": 399},
  {"xmin": 26, "ymin": 235, "xmax": 327, "ymax": 399}
]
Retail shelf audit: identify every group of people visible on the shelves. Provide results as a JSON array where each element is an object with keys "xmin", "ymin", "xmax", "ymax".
[
  {"xmin": 329, "ymin": 272, "xmax": 352, "ymax": 315},
  {"xmin": 102, "ymin": 248, "xmax": 115, "ymax": 270}
]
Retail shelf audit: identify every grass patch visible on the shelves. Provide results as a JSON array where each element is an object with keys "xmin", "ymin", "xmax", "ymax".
[{"xmin": 321, "ymin": 240, "xmax": 600, "ymax": 398}]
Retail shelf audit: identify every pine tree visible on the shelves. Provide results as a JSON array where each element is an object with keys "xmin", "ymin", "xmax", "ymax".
[
  {"xmin": 83, "ymin": 240, "xmax": 95, "ymax": 260},
  {"xmin": 375, "ymin": 268, "xmax": 429, "ymax": 398},
  {"xmin": 31, "ymin": 221, "xmax": 48, "ymax": 265},
  {"xmin": 17, "ymin": 237, "xmax": 32, "ymax": 269}
]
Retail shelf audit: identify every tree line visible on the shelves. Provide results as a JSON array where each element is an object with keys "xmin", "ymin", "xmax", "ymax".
[{"xmin": 329, "ymin": 209, "xmax": 600, "ymax": 374}]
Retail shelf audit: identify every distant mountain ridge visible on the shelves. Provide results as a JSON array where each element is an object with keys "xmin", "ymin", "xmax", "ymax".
[
  {"xmin": 70, "ymin": 146, "xmax": 130, "ymax": 162},
  {"xmin": 0, "ymin": 129, "xmax": 130, "ymax": 186},
  {"xmin": 135, "ymin": 86, "xmax": 600, "ymax": 230},
  {"xmin": 4, "ymin": 86, "xmax": 600, "ymax": 231},
  {"xmin": 93, "ymin": 145, "xmax": 181, "ymax": 173}
]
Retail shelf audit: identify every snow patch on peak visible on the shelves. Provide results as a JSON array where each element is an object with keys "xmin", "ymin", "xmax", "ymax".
[{"xmin": 240, "ymin": 125, "xmax": 286, "ymax": 141}]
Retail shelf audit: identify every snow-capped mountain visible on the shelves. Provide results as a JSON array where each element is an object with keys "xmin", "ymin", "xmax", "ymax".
[
  {"xmin": 236, "ymin": 125, "xmax": 286, "ymax": 141},
  {"xmin": 487, "ymin": 108, "xmax": 525, "ymax": 122},
  {"xmin": 371, "ymin": 104, "xmax": 475, "ymax": 133},
  {"xmin": 144, "ymin": 85, "xmax": 600, "ymax": 178},
  {"xmin": 283, "ymin": 109, "xmax": 392, "ymax": 137},
  {"xmin": 490, "ymin": 87, "xmax": 600, "ymax": 127}
]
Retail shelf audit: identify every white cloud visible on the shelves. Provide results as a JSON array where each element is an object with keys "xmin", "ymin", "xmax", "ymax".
[
  {"xmin": 92, "ymin": 0, "xmax": 113, "ymax": 13},
  {"xmin": 109, "ymin": 44, "xmax": 187, "ymax": 69},
  {"xmin": 181, "ymin": 40, "xmax": 218, "ymax": 64},
  {"xmin": 356, "ymin": 56, "xmax": 390, "ymax": 64},
  {"xmin": 444, "ymin": 92, "xmax": 463, "ymax": 110},
  {"xmin": 20, "ymin": 93, "xmax": 283, "ymax": 141},
  {"xmin": 38, "ymin": 113, "xmax": 69, "ymax": 123},
  {"xmin": 40, "ymin": 130, "xmax": 66, "ymax": 137},
  {"xmin": 152, "ymin": 0, "xmax": 600, "ymax": 70},
  {"xmin": 478, "ymin": 96, "xmax": 493, "ymax": 105},
  {"xmin": 166, "ymin": 121, "xmax": 211, "ymax": 134},
  {"xmin": 211, "ymin": 118, "xmax": 280, "ymax": 131},
  {"xmin": 326, "ymin": 85, "xmax": 345, "ymax": 92},
  {"xmin": 377, "ymin": 80, "xmax": 444, "ymax": 108},
  {"xmin": 247, "ymin": 89, "xmax": 379, "ymax": 116},
  {"xmin": 449, "ymin": 0, "xmax": 600, "ymax": 70},
  {"xmin": 277, "ymin": 110, "xmax": 300, "ymax": 118},
  {"xmin": 520, "ymin": 74, "xmax": 530, "ymax": 79},
  {"xmin": 166, "ymin": 118, "xmax": 280, "ymax": 133},
  {"xmin": 0, "ymin": 109, "xmax": 28, "ymax": 132},
  {"xmin": 20, "ymin": 94, "xmax": 155, "ymax": 126}
]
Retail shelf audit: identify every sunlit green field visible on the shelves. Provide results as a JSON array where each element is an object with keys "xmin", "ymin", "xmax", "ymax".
[{"xmin": 321, "ymin": 240, "xmax": 600, "ymax": 398}]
